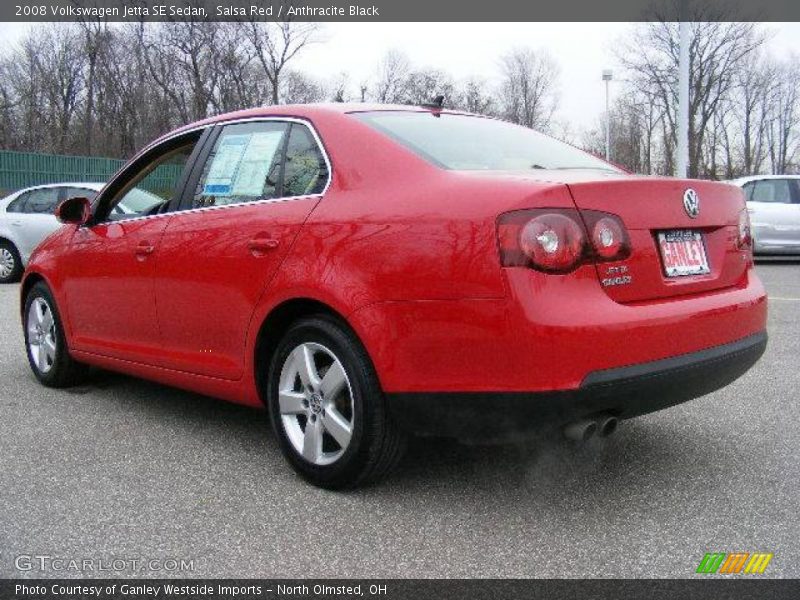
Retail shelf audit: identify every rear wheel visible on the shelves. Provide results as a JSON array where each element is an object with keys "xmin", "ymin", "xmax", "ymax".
[
  {"xmin": 24, "ymin": 282, "xmax": 88, "ymax": 387},
  {"xmin": 0, "ymin": 241, "xmax": 22, "ymax": 283},
  {"xmin": 267, "ymin": 316, "xmax": 406, "ymax": 489}
]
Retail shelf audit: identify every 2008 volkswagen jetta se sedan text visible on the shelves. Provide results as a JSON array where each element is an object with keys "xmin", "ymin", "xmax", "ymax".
[{"xmin": 20, "ymin": 104, "xmax": 767, "ymax": 488}]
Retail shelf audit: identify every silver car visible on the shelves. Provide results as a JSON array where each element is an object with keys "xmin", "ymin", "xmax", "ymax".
[
  {"xmin": 731, "ymin": 175, "xmax": 800, "ymax": 255},
  {"xmin": 0, "ymin": 183, "xmax": 104, "ymax": 283},
  {"xmin": 0, "ymin": 182, "xmax": 170, "ymax": 283}
]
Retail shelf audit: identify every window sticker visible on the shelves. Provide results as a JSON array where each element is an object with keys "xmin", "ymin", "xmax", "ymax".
[
  {"xmin": 201, "ymin": 130, "xmax": 285, "ymax": 199},
  {"xmin": 202, "ymin": 134, "xmax": 249, "ymax": 197},
  {"xmin": 231, "ymin": 130, "xmax": 285, "ymax": 196}
]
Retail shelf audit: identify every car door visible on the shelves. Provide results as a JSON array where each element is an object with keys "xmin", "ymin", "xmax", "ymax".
[
  {"xmin": 62, "ymin": 129, "xmax": 209, "ymax": 363},
  {"xmin": 154, "ymin": 119, "xmax": 330, "ymax": 380},
  {"xmin": 5, "ymin": 187, "xmax": 61, "ymax": 262},
  {"xmin": 745, "ymin": 178, "xmax": 799, "ymax": 252}
]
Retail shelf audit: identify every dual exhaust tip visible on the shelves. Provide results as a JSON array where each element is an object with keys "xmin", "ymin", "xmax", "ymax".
[{"xmin": 563, "ymin": 414, "xmax": 618, "ymax": 442}]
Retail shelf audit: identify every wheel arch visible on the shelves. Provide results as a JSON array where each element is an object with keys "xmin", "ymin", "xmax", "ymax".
[
  {"xmin": 252, "ymin": 297, "xmax": 357, "ymax": 407},
  {"xmin": 0, "ymin": 234, "xmax": 23, "ymax": 263},
  {"xmin": 20, "ymin": 271, "xmax": 47, "ymax": 315}
]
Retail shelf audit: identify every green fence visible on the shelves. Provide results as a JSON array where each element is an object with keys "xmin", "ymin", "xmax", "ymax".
[{"xmin": 0, "ymin": 150, "xmax": 183, "ymax": 197}]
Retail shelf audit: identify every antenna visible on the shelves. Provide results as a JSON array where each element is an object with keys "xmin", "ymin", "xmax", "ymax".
[{"xmin": 421, "ymin": 95, "xmax": 445, "ymax": 110}]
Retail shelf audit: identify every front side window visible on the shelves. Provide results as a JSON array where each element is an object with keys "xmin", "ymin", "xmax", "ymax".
[
  {"xmin": 353, "ymin": 111, "xmax": 619, "ymax": 172},
  {"xmin": 193, "ymin": 122, "xmax": 288, "ymax": 209},
  {"xmin": 102, "ymin": 133, "xmax": 201, "ymax": 222},
  {"xmin": 751, "ymin": 179, "xmax": 792, "ymax": 204}
]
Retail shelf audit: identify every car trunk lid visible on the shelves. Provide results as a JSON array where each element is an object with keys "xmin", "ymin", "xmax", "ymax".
[{"xmin": 565, "ymin": 176, "xmax": 748, "ymax": 303}]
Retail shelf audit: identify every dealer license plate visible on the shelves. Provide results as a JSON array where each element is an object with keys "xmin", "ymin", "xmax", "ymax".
[{"xmin": 658, "ymin": 230, "xmax": 710, "ymax": 277}]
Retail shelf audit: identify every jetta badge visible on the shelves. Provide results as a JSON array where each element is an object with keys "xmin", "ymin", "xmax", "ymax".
[{"xmin": 683, "ymin": 188, "xmax": 700, "ymax": 218}]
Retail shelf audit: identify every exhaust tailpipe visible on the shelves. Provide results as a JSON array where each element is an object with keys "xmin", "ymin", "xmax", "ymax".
[
  {"xmin": 597, "ymin": 414, "xmax": 619, "ymax": 437},
  {"xmin": 563, "ymin": 419, "xmax": 597, "ymax": 442}
]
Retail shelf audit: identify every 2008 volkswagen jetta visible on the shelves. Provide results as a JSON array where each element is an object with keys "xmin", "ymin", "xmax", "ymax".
[{"xmin": 20, "ymin": 104, "xmax": 767, "ymax": 488}]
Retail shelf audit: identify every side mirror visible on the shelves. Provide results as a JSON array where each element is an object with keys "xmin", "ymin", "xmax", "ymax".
[{"xmin": 55, "ymin": 196, "xmax": 92, "ymax": 225}]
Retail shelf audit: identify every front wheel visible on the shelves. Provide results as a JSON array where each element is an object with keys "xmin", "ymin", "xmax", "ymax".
[
  {"xmin": 267, "ymin": 316, "xmax": 406, "ymax": 489},
  {"xmin": 23, "ymin": 281, "xmax": 88, "ymax": 387}
]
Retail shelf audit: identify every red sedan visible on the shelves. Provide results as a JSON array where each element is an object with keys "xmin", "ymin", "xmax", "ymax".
[{"xmin": 21, "ymin": 104, "xmax": 767, "ymax": 488}]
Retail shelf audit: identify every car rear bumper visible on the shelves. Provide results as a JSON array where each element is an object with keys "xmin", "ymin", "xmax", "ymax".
[
  {"xmin": 351, "ymin": 266, "xmax": 768, "ymax": 395},
  {"xmin": 387, "ymin": 331, "xmax": 767, "ymax": 443}
]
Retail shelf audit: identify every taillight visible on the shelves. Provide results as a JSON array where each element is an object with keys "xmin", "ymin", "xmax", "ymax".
[
  {"xmin": 593, "ymin": 218, "xmax": 623, "ymax": 258},
  {"xmin": 737, "ymin": 208, "xmax": 752, "ymax": 249},
  {"xmin": 519, "ymin": 213, "xmax": 585, "ymax": 272},
  {"xmin": 582, "ymin": 210, "xmax": 631, "ymax": 261},
  {"xmin": 497, "ymin": 208, "xmax": 630, "ymax": 273}
]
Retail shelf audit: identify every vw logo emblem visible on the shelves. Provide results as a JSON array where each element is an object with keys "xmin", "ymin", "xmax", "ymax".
[{"xmin": 683, "ymin": 188, "xmax": 700, "ymax": 218}]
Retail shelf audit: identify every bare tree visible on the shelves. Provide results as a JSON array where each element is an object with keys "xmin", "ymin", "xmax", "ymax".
[
  {"xmin": 244, "ymin": 21, "xmax": 320, "ymax": 105},
  {"xmin": 454, "ymin": 77, "xmax": 496, "ymax": 116},
  {"xmin": 373, "ymin": 50, "xmax": 412, "ymax": 104},
  {"xmin": 765, "ymin": 57, "xmax": 800, "ymax": 174},
  {"xmin": 139, "ymin": 21, "xmax": 223, "ymax": 123},
  {"xmin": 281, "ymin": 71, "xmax": 325, "ymax": 104},
  {"xmin": 618, "ymin": 15, "xmax": 766, "ymax": 177},
  {"xmin": 402, "ymin": 68, "xmax": 456, "ymax": 106},
  {"xmin": 498, "ymin": 48, "xmax": 560, "ymax": 131}
]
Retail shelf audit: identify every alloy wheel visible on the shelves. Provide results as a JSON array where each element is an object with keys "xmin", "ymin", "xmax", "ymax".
[
  {"xmin": 278, "ymin": 342, "xmax": 354, "ymax": 466},
  {"xmin": 27, "ymin": 297, "xmax": 57, "ymax": 374}
]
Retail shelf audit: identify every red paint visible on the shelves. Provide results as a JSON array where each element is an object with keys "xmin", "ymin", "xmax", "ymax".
[{"xmin": 23, "ymin": 104, "xmax": 767, "ymax": 408}]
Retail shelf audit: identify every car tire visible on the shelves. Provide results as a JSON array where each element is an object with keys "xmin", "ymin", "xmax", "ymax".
[
  {"xmin": 0, "ymin": 240, "xmax": 23, "ymax": 283},
  {"xmin": 23, "ymin": 281, "xmax": 88, "ymax": 387},
  {"xmin": 267, "ymin": 315, "xmax": 406, "ymax": 489}
]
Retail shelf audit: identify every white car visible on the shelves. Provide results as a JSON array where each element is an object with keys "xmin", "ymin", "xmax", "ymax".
[
  {"xmin": 0, "ymin": 182, "xmax": 166, "ymax": 283},
  {"xmin": 730, "ymin": 175, "xmax": 800, "ymax": 255}
]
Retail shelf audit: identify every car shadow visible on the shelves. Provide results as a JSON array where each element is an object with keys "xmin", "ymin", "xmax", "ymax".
[{"xmin": 67, "ymin": 368, "xmax": 737, "ymax": 509}]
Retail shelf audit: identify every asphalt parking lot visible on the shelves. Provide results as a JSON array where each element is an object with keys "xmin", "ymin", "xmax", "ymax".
[{"xmin": 0, "ymin": 263, "xmax": 798, "ymax": 579}]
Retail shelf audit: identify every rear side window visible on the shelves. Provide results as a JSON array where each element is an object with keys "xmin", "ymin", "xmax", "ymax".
[
  {"xmin": 8, "ymin": 188, "xmax": 60, "ymax": 214},
  {"xmin": 193, "ymin": 122, "xmax": 288, "ymax": 209},
  {"xmin": 353, "ymin": 111, "xmax": 619, "ymax": 172},
  {"xmin": 282, "ymin": 125, "xmax": 328, "ymax": 197},
  {"xmin": 751, "ymin": 179, "xmax": 792, "ymax": 203}
]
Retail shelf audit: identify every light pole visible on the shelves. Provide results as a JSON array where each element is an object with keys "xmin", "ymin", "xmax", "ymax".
[
  {"xmin": 676, "ymin": 1, "xmax": 690, "ymax": 178},
  {"xmin": 602, "ymin": 70, "xmax": 613, "ymax": 162}
]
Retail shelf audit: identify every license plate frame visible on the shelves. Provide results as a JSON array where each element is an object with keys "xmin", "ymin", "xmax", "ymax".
[{"xmin": 657, "ymin": 230, "xmax": 711, "ymax": 278}]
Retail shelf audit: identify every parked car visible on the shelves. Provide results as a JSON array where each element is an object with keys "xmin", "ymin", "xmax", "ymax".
[
  {"xmin": 730, "ymin": 175, "xmax": 800, "ymax": 255},
  {"xmin": 21, "ymin": 105, "xmax": 767, "ymax": 488},
  {"xmin": 0, "ymin": 182, "xmax": 167, "ymax": 283},
  {"xmin": 0, "ymin": 183, "xmax": 103, "ymax": 283}
]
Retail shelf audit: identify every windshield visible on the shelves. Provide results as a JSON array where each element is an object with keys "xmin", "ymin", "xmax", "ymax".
[{"xmin": 353, "ymin": 111, "xmax": 619, "ymax": 173}]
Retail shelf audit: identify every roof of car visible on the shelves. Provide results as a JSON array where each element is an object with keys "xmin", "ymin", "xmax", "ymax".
[
  {"xmin": 19, "ymin": 182, "xmax": 104, "ymax": 192},
  {"xmin": 729, "ymin": 174, "xmax": 800, "ymax": 185},
  {"xmin": 1, "ymin": 181, "xmax": 104, "ymax": 203},
  {"xmin": 135, "ymin": 103, "xmax": 479, "ymax": 164}
]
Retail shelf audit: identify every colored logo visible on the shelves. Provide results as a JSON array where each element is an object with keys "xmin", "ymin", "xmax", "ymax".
[{"xmin": 696, "ymin": 552, "xmax": 773, "ymax": 574}]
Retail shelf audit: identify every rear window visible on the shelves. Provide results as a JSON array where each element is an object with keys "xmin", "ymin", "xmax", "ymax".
[{"xmin": 353, "ymin": 111, "xmax": 618, "ymax": 173}]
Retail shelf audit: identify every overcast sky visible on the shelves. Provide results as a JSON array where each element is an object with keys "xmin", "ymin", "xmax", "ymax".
[{"xmin": 2, "ymin": 21, "xmax": 800, "ymax": 133}]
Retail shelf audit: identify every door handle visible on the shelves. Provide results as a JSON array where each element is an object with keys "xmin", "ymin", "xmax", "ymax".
[
  {"xmin": 11, "ymin": 221, "xmax": 22, "ymax": 227},
  {"xmin": 248, "ymin": 237, "xmax": 279, "ymax": 256},
  {"xmin": 135, "ymin": 241, "xmax": 155, "ymax": 259}
]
